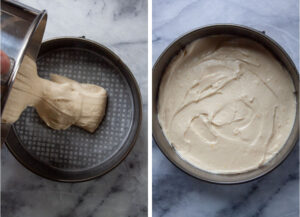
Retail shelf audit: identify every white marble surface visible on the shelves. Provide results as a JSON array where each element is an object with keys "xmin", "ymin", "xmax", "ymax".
[
  {"xmin": 1, "ymin": 0, "xmax": 147, "ymax": 217},
  {"xmin": 152, "ymin": 0, "xmax": 299, "ymax": 217}
]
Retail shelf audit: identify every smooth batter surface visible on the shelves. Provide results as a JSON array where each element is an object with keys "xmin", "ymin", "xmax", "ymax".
[
  {"xmin": 158, "ymin": 35, "xmax": 296, "ymax": 174},
  {"xmin": 2, "ymin": 56, "xmax": 107, "ymax": 133}
]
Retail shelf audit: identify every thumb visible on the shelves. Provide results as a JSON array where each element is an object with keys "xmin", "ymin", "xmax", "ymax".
[{"xmin": 1, "ymin": 51, "xmax": 11, "ymax": 75}]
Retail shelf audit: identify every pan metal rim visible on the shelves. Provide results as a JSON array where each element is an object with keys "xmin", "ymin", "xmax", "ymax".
[
  {"xmin": 152, "ymin": 24, "xmax": 299, "ymax": 184},
  {"xmin": 5, "ymin": 37, "xmax": 143, "ymax": 183}
]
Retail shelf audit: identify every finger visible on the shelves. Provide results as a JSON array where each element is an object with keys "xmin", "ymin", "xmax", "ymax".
[{"xmin": 1, "ymin": 51, "xmax": 11, "ymax": 74}]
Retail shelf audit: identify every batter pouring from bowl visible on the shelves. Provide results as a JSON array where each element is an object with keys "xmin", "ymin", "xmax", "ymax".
[
  {"xmin": 158, "ymin": 35, "xmax": 296, "ymax": 174},
  {"xmin": 2, "ymin": 55, "xmax": 107, "ymax": 133}
]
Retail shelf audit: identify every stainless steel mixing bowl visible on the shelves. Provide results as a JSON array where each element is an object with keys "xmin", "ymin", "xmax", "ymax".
[
  {"xmin": 1, "ymin": 0, "xmax": 47, "ymax": 144},
  {"xmin": 152, "ymin": 24, "xmax": 299, "ymax": 184}
]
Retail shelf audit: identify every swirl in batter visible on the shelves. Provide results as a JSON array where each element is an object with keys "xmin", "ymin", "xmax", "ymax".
[{"xmin": 158, "ymin": 35, "xmax": 296, "ymax": 174}]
